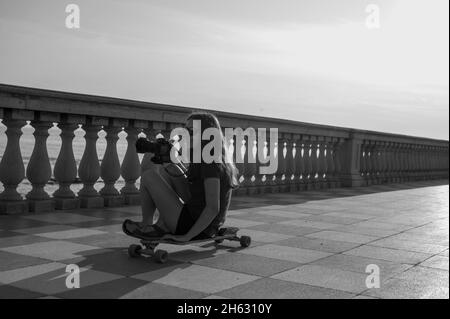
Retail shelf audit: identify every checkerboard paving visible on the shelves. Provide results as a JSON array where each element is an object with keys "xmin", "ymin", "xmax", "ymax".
[{"xmin": 0, "ymin": 180, "xmax": 448, "ymax": 299}]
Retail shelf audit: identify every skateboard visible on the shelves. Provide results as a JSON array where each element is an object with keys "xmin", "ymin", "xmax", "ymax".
[{"xmin": 124, "ymin": 225, "xmax": 251, "ymax": 263}]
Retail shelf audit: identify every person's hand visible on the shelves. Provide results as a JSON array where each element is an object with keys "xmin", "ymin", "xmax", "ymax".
[{"xmin": 161, "ymin": 234, "xmax": 191, "ymax": 242}]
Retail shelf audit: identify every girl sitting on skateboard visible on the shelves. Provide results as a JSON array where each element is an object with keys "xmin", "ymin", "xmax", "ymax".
[{"xmin": 123, "ymin": 112, "xmax": 239, "ymax": 242}]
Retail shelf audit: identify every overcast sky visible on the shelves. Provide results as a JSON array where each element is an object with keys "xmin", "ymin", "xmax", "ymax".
[{"xmin": 0, "ymin": 0, "xmax": 448, "ymax": 139}]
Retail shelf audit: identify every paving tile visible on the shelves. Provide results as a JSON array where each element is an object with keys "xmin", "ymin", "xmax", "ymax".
[
  {"xmin": 0, "ymin": 234, "xmax": 51, "ymax": 249},
  {"xmin": 385, "ymin": 232, "xmax": 449, "ymax": 246},
  {"xmin": 394, "ymin": 266, "xmax": 449, "ymax": 287},
  {"xmin": 218, "ymin": 278, "xmax": 354, "ymax": 299},
  {"xmin": 306, "ymin": 230, "xmax": 378, "ymax": 244},
  {"xmin": 57, "ymin": 278, "xmax": 156, "ymax": 299},
  {"xmin": 272, "ymin": 265, "xmax": 368, "ymax": 294},
  {"xmin": 238, "ymin": 244, "xmax": 332, "ymax": 263},
  {"xmin": 246, "ymin": 223, "xmax": 321, "ymax": 236},
  {"xmin": 62, "ymin": 249, "xmax": 185, "ymax": 276},
  {"xmin": 333, "ymin": 225, "xmax": 399, "ymax": 237},
  {"xmin": 255, "ymin": 210, "xmax": 312, "ymax": 219},
  {"xmin": 420, "ymin": 255, "xmax": 449, "ymax": 271},
  {"xmin": 0, "ymin": 230, "xmax": 23, "ymax": 238},
  {"xmin": 344, "ymin": 245, "xmax": 432, "ymax": 264},
  {"xmin": 0, "ymin": 262, "xmax": 66, "ymax": 285},
  {"xmin": 278, "ymin": 219, "xmax": 341, "ymax": 230},
  {"xmin": 231, "ymin": 213, "xmax": 290, "ymax": 223},
  {"xmin": 194, "ymin": 253, "xmax": 301, "ymax": 277},
  {"xmin": 121, "ymin": 282, "xmax": 207, "ymax": 299},
  {"xmin": 364, "ymin": 267, "xmax": 449, "ymax": 299},
  {"xmin": 277, "ymin": 237, "xmax": 361, "ymax": 253},
  {"xmin": 9, "ymin": 266, "xmax": 122, "ymax": 295},
  {"xmin": 36, "ymin": 228, "xmax": 107, "ymax": 240},
  {"xmin": 352, "ymin": 294, "xmax": 379, "ymax": 299},
  {"xmin": 0, "ymin": 241, "xmax": 102, "ymax": 261},
  {"xmin": 275, "ymin": 206, "xmax": 331, "ymax": 215},
  {"xmin": 0, "ymin": 251, "xmax": 51, "ymax": 271},
  {"xmin": 234, "ymin": 229, "xmax": 294, "ymax": 243},
  {"xmin": 370, "ymin": 237, "xmax": 448, "ymax": 254},
  {"xmin": 350, "ymin": 221, "xmax": 414, "ymax": 232},
  {"xmin": 168, "ymin": 245, "xmax": 233, "ymax": 263},
  {"xmin": 322, "ymin": 212, "xmax": 376, "ymax": 220},
  {"xmin": 203, "ymin": 294, "xmax": 229, "ymax": 299},
  {"xmin": 222, "ymin": 217, "xmax": 265, "ymax": 228},
  {"xmin": 311, "ymin": 254, "xmax": 412, "ymax": 280},
  {"xmin": 134, "ymin": 264, "xmax": 259, "ymax": 294},
  {"xmin": 22, "ymin": 213, "xmax": 102, "ymax": 224},
  {"xmin": 69, "ymin": 232, "xmax": 138, "ymax": 249},
  {"xmin": 0, "ymin": 217, "xmax": 52, "ymax": 230},
  {"xmin": 0, "ymin": 284, "xmax": 45, "ymax": 299},
  {"xmin": 301, "ymin": 215, "xmax": 363, "ymax": 225},
  {"xmin": 13, "ymin": 225, "xmax": 79, "ymax": 235}
]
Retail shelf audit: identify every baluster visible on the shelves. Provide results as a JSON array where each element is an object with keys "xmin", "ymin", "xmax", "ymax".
[
  {"xmin": 26, "ymin": 120, "xmax": 55, "ymax": 212},
  {"xmin": 371, "ymin": 142, "xmax": 380, "ymax": 185},
  {"xmin": 291, "ymin": 135, "xmax": 301, "ymax": 191},
  {"xmin": 333, "ymin": 139, "xmax": 343, "ymax": 188},
  {"xmin": 419, "ymin": 145, "xmax": 425, "ymax": 180},
  {"xmin": 78, "ymin": 121, "xmax": 104, "ymax": 208},
  {"xmin": 417, "ymin": 145, "xmax": 423, "ymax": 180},
  {"xmin": 274, "ymin": 136, "xmax": 286, "ymax": 193},
  {"xmin": 407, "ymin": 144, "xmax": 414, "ymax": 181},
  {"xmin": 433, "ymin": 147, "xmax": 439, "ymax": 179},
  {"xmin": 326, "ymin": 140, "xmax": 336, "ymax": 188},
  {"xmin": 318, "ymin": 139, "xmax": 327, "ymax": 189},
  {"xmin": 304, "ymin": 137, "xmax": 314, "ymax": 191},
  {"xmin": 360, "ymin": 141, "xmax": 368, "ymax": 185},
  {"xmin": 296, "ymin": 136, "xmax": 306, "ymax": 191},
  {"xmin": 263, "ymin": 130, "xmax": 277, "ymax": 193},
  {"xmin": 54, "ymin": 120, "xmax": 81, "ymax": 210},
  {"xmin": 400, "ymin": 144, "xmax": 407, "ymax": 182},
  {"xmin": 404, "ymin": 144, "xmax": 411, "ymax": 182},
  {"xmin": 254, "ymin": 139, "xmax": 266, "ymax": 194},
  {"xmin": 310, "ymin": 139, "xmax": 320, "ymax": 190},
  {"xmin": 237, "ymin": 135, "xmax": 250, "ymax": 196},
  {"xmin": 100, "ymin": 123, "xmax": 124, "ymax": 207},
  {"xmin": 384, "ymin": 142, "xmax": 392, "ymax": 183},
  {"xmin": 0, "ymin": 119, "xmax": 28, "ymax": 214},
  {"xmin": 391, "ymin": 143, "xmax": 398, "ymax": 183},
  {"xmin": 247, "ymin": 138, "xmax": 258, "ymax": 195},
  {"xmin": 380, "ymin": 142, "xmax": 387, "ymax": 183},
  {"xmin": 284, "ymin": 135, "xmax": 295, "ymax": 192},
  {"xmin": 413, "ymin": 145, "xmax": 420, "ymax": 181},
  {"xmin": 121, "ymin": 123, "xmax": 144, "ymax": 205}
]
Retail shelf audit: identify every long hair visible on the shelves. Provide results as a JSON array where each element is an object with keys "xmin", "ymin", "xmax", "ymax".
[{"xmin": 186, "ymin": 111, "xmax": 239, "ymax": 189}]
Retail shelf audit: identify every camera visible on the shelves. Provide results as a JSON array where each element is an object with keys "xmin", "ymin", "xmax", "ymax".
[{"xmin": 135, "ymin": 137, "xmax": 173, "ymax": 164}]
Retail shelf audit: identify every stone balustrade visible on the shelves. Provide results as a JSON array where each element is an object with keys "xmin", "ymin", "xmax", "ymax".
[{"xmin": 0, "ymin": 84, "xmax": 448, "ymax": 214}]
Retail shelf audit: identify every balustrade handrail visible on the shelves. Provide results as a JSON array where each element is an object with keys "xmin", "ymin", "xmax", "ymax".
[{"xmin": 1, "ymin": 83, "xmax": 448, "ymax": 146}]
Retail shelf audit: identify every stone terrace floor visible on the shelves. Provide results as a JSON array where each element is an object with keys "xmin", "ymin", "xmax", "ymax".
[{"xmin": 0, "ymin": 180, "xmax": 448, "ymax": 299}]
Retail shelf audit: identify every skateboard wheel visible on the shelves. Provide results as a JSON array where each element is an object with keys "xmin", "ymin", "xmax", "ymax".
[
  {"xmin": 128, "ymin": 244, "xmax": 142, "ymax": 258},
  {"xmin": 239, "ymin": 236, "xmax": 251, "ymax": 248},
  {"xmin": 154, "ymin": 250, "xmax": 168, "ymax": 263}
]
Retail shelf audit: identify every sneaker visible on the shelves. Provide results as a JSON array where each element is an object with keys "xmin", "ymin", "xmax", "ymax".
[{"xmin": 122, "ymin": 219, "xmax": 166, "ymax": 239}]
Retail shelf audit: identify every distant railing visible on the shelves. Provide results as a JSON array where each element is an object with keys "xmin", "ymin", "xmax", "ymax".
[{"xmin": 0, "ymin": 84, "xmax": 448, "ymax": 214}]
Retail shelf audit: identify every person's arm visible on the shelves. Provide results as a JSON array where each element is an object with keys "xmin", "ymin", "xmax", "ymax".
[{"xmin": 163, "ymin": 177, "xmax": 220, "ymax": 242}]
